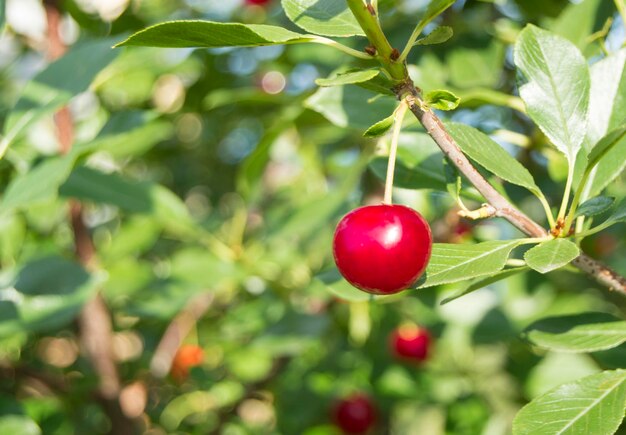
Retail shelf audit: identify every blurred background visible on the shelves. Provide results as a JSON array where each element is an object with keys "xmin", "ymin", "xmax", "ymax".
[{"xmin": 0, "ymin": 0, "xmax": 624, "ymax": 433}]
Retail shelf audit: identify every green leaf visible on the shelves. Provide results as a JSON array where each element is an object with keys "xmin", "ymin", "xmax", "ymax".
[
  {"xmin": 587, "ymin": 126, "xmax": 626, "ymax": 169},
  {"xmin": 550, "ymin": 0, "xmax": 612, "ymax": 51},
  {"xmin": 415, "ymin": 240, "xmax": 522, "ymax": 289},
  {"xmin": 1, "ymin": 38, "xmax": 119, "ymax": 158},
  {"xmin": 443, "ymin": 158, "xmax": 462, "ymax": 204},
  {"xmin": 447, "ymin": 41, "xmax": 504, "ymax": 89},
  {"xmin": 574, "ymin": 196, "xmax": 614, "ymax": 218},
  {"xmin": 599, "ymin": 198, "xmax": 626, "ymax": 228},
  {"xmin": 369, "ymin": 133, "xmax": 447, "ymax": 190},
  {"xmin": 424, "ymin": 89, "xmax": 460, "ymax": 111},
  {"xmin": 414, "ymin": 26, "xmax": 453, "ymax": 46},
  {"xmin": 419, "ymin": 0, "xmax": 455, "ymax": 29},
  {"xmin": 445, "ymin": 123, "xmax": 542, "ymax": 196},
  {"xmin": 281, "ymin": 0, "xmax": 364, "ymax": 37},
  {"xmin": 80, "ymin": 111, "xmax": 174, "ymax": 158},
  {"xmin": 369, "ymin": 133, "xmax": 483, "ymax": 201},
  {"xmin": 587, "ymin": 49, "xmax": 626, "ymax": 145},
  {"xmin": 363, "ymin": 113, "xmax": 395, "ymax": 138},
  {"xmin": 0, "ymin": 0, "xmax": 5, "ymax": 30},
  {"xmin": 59, "ymin": 166, "xmax": 195, "ymax": 235},
  {"xmin": 116, "ymin": 20, "xmax": 313, "ymax": 48},
  {"xmin": 0, "ymin": 415, "xmax": 41, "ymax": 435},
  {"xmin": 304, "ymin": 85, "xmax": 397, "ymax": 129},
  {"xmin": 0, "ymin": 155, "xmax": 76, "ymax": 216},
  {"xmin": 523, "ymin": 313, "xmax": 626, "ymax": 353},
  {"xmin": 315, "ymin": 269, "xmax": 370, "ymax": 302},
  {"xmin": 524, "ymin": 238, "xmax": 580, "ymax": 274},
  {"xmin": 584, "ymin": 49, "xmax": 626, "ymax": 197},
  {"xmin": 514, "ymin": 25, "xmax": 590, "ymax": 164},
  {"xmin": 512, "ymin": 370, "xmax": 626, "ymax": 435},
  {"xmin": 441, "ymin": 267, "xmax": 529, "ymax": 305},
  {"xmin": 315, "ymin": 69, "xmax": 380, "ymax": 87},
  {"xmin": 0, "ymin": 257, "xmax": 101, "ymax": 339},
  {"xmin": 59, "ymin": 166, "xmax": 153, "ymax": 213}
]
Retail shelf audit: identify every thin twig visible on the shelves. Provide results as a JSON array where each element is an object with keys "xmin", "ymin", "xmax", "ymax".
[
  {"xmin": 44, "ymin": 2, "xmax": 138, "ymax": 433},
  {"xmin": 383, "ymin": 101, "xmax": 407, "ymax": 204},
  {"xmin": 343, "ymin": 0, "xmax": 626, "ymax": 295},
  {"xmin": 150, "ymin": 292, "xmax": 215, "ymax": 378}
]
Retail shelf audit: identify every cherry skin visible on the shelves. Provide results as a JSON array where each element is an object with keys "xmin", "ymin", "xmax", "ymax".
[
  {"xmin": 333, "ymin": 204, "xmax": 432, "ymax": 294},
  {"xmin": 390, "ymin": 324, "xmax": 432, "ymax": 363},
  {"xmin": 332, "ymin": 394, "xmax": 376, "ymax": 434},
  {"xmin": 170, "ymin": 345, "xmax": 204, "ymax": 382},
  {"xmin": 245, "ymin": 0, "xmax": 271, "ymax": 5}
]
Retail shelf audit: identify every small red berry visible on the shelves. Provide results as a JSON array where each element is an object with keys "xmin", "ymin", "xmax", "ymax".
[
  {"xmin": 390, "ymin": 324, "xmax": 431, "ymax": 363},
  {"xmin": 332, "ymin": 394, "xmax": 376, "ymax": 434},
  {"xmin": 170, "ymin": 345, "xmax": 204, "ymax": 381},
  {"xmin": 246, "ymin": 0, "xmax": 271, "ymax": 5},
  {"xmin": 333, "ymin": 204, "xmax": 432, "ymax": 295}
]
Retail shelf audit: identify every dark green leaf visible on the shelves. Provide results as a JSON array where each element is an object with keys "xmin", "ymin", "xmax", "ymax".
[
  {"xmin": 574, "ymin": 196, "xmax": 615, "ymax": 218},
  {"xmin": 0, "ymin": 155, "xmax": 75, "ymax": 215},
  {"xmin": 59, "ymin": 166, "xmax": 153, "ymax": 213},
  {"xmin": 445, "ymin": 123, "xmax": 542, "ymax": 196},
  {"xmin": 116, "ymin": 20, "xmax": 313, "ymax": 48},
  {"xmin": 0, "ymin": 257, "xmax": 101, "ymax": 339},
  {"xmin": 281, "ymin": 0, "xmax": 365, "ymax": 37},
  {"xmin": 2, "ymin": 38, "xmax": 119, "ymax": 158},
  {"xmin": 441, "ymin": 267, "xmax": 529, "ymax": 305}
]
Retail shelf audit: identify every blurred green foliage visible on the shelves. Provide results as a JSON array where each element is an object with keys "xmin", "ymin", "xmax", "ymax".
[{"xmin": 0, "ymin": 0, "xmax": 624, "ymax": 434}]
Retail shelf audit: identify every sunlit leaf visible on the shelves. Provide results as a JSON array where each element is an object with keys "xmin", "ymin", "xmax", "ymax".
[
  {"xmin": 415, "ymin": 240, "xmax": 522, "ymax": 289},
  {"xmin": 512, "ymin": 370, "xmax": 626, "ymax": 435},
  {"xmin": 524, "ymin": 238, "xmax": 580, "ymax": 274},
  {"xmin": 514, "ymin": 25, "xmax": 590, "ymax": 164}
]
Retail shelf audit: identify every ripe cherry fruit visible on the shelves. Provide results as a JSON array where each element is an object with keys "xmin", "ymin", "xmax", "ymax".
[
  {"xmin": 170, "ymin": 344, "xmax": 204, "ymax": 382},
  {"xmin": 390, "ymin": 324, "xmax": 432, "ymax": 363},
  {"xmin": 332, "ymin": 393, "xmax": 377, "ymax": 434},
  {"xmin": 333, "ymin": 204, "xmax": 432, "ymax": 294},
  {"xmin": 245, "ymin": 0, "xmax": 272, "ymax": 5}
]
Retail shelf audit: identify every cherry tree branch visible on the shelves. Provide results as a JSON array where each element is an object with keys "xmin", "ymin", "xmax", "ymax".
[
  {"xmin": 345, "ymin": 0, "xmax": 626, "ymax": 296},
  {"xmin": 44, "ymin": 2, "xmax": 138, "ymax": 433}
]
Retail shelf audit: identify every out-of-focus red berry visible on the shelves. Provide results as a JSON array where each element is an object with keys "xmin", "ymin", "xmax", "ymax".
[
  {"xmin": 390, "ymin": 324, "xmax": 432, "ymax": 363},
  {"xmin": 332, "ymin": 393, "xmax": 376, "ymax": 434},
  {"xmin": 246, "ymin": 0, "xmax": 272, "ymax": 5},
  {"xmin": 170, "ymin": 344, "xmax": 204, "ymax": 381}
]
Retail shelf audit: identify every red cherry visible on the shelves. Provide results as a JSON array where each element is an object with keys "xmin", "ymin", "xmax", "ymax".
[
  {"xmin": 332, "ymin": 394, "xmax": 376, "ymax": 434},
  {"xmin": 390, "ymin": 324, "xmax": 431, "ymax": 363},
  {"xmin": 245, "ymin": 0, "xmax": 271, "ymax": 5},
  {"xmin": 333, "ymin": 204, "xmax": 432, "ymax": 295}
]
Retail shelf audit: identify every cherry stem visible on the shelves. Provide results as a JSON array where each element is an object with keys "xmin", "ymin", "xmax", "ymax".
[{"xmin": 383, "ymin": 101, "xmax": 408, "ymax": 205}]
